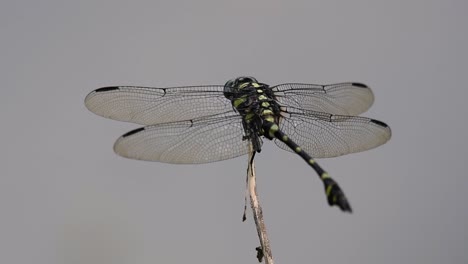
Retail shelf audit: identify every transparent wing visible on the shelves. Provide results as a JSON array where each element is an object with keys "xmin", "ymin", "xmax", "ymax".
[
  {"xmin": 274, "ymin": 109, "xmax": 391, "ymax": 158},
  {"xmin": 272, "ymin": 83, "xmax": 374, "ymax": 116},
  {"xmin": 85, "ymin": 85, "xmax": 231, "ymax": 125},
  {"xmin": 114, "ymin": 113, "xmax": 250, "ymax": 164}
]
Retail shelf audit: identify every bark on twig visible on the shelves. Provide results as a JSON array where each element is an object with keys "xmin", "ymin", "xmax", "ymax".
[{"xmin": 247, "ymin": 147, "xmax": 274, "ymax": 264}]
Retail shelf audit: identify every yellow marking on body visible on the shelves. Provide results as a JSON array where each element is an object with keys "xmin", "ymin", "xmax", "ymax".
[
  {"xmin": 245, "ymin": 112, "xmax": 255, "ymax": 121},
  {"xmin": 252, "ymin": 83, "xmax": 260, "ymax": 87},
  {"xmin": 258, "ymin": 95, "xmax": 267, "ymax": 100},
  {"xmin": 282, "ymin": 135, "xmax": 288, "ymax": 141},
  {"xmin": 268, "ymin": 124, "xmax": 279, "ymax": 138},
  {"xmin": 256, "ymin": 89, "xmax": 263, "ymax": 93},
  {"xmin": 262, "ymin": 109, "xmax": 273, "ymax": 115},
  {"xmin": 239, "ymin": 82, "xmax": 250, "ymax": 89},
  {"xmin": 233, "ymin": 97, "xmax": 246, "ymax": 108},
  {"xmin": 295, "ymin": 147, "xmax": 301, "ymax": 153},
  {"xmin": 326, "ymin": 184, "xmax": 333, "ymax": 196},
  {"xmin": 261, "ymin": 102, "xmax": 270, "ymax": 107},
  {"xmin": 308, "ymin": 159, "xmax": 315, "ymax": 165},
  {"xmin": 321, "ymin": 173, "xmax": 330, "ymax": 179},
  {"xmin": 265, "ymin": 116, "xmax": 274, "ymax": 122}
]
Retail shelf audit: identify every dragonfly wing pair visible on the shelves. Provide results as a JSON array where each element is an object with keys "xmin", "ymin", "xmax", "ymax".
[
  {"xmin": 85, "ymin": 85, "xmax": 250, "ymax": 164},
  {"xmin": 272, "ymin": 83, "xmax": 389, "ymax": 158},
  {"xmin": 85, "ymin": 83, "xmax": 390, "ymax": 163}
]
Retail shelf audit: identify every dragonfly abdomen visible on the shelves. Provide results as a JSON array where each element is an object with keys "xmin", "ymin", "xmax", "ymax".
[{"xmin": 262, "ymin": 121, "xmax": 352, "ymax": 212}]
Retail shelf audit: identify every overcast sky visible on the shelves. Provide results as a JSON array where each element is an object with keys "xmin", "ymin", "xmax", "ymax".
[{"xmin": 2, "ymin": 1, "xmax": 468, "ymax": 264}]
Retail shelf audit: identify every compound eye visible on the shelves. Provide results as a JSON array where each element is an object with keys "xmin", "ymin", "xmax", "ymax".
[{"xmin": 224, "ymin": 79, "xmax": 235, "ymax": 87}]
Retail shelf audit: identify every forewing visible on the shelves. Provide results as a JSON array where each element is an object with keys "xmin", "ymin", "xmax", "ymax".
[
  {"xmin": 85, "ymin": 85, "xmax": 231, "ymax": 125},
  {"xmin": 272, "ymin": 83, "xmax": 374, "ymax": 115},
  {"xmin": 114, "ymin": 114, "xmax": 249, "ymax": 164},
  {"xmin": 275, "ymin": 109, "xmax": 391, "ymax": 158}
]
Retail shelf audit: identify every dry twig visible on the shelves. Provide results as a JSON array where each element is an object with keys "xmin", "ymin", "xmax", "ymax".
[{"xmin": 245, "ymin": 146, "xmax": 274, "ymax": 264}]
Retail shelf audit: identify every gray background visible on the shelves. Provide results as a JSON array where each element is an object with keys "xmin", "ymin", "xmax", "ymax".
[{"xmin": 2, "ymin": 0, "xmax": 467, "ymax": 263}]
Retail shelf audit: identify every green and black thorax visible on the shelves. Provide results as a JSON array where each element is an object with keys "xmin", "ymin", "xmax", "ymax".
[{"xmin": 224, "ymin": 77, "xmax": 282, "ymax": 151}]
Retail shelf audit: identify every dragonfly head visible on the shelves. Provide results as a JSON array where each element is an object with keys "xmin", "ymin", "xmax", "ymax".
[{"xmin": 224, "ymin": 76, "xmax": 259, "ymax": 99}]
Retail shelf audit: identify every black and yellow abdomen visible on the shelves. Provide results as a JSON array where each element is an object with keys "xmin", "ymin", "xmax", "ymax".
[{"xmin": 224, "ymin": 77, "xmax": 353, "ymax": 212}]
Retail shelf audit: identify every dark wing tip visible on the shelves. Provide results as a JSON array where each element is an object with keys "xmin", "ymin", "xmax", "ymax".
[
  {"xmin": 351, "ymin": 82, "xmax": 368, "ymax": 88},
  {"xmin": 122, "ymin": 127, "xmax": 145, "ymax": 138},
  {"xmin": 95, "ymin": 86, "xmax": 120, "ymax": 93},
  {"xmin": 370, "ymin": 119, "xmax": 389, "ymax": 128}
]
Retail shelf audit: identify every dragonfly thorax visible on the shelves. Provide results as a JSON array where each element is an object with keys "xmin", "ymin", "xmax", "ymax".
[{"xmin": 224, "ymin": 77, "xmax": 282, "ymax": 151}]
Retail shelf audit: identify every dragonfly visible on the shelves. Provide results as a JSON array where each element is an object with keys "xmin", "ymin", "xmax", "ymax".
[{"xmin": 85, "ymin": 76, "xmax": 391, "ymax": 212}]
